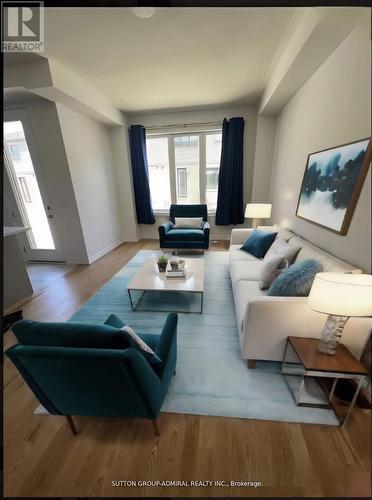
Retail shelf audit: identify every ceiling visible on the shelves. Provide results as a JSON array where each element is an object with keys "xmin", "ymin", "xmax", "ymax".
[{"xmin": 43, "ymin": 7, "xmax": 298, "ymax": 112}]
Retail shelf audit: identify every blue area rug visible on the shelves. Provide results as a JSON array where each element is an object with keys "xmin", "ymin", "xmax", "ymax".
[{"xmin": 70, "ymin": 250, "xmax": 338, "ymax": 426}]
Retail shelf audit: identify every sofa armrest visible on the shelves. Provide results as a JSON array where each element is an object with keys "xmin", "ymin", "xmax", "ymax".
[
  {"xmin": 123, "ymin": 348, "xmax": 163, "ymax": 417},
  {"xmin": 155, "ymin": 313, "xmax": 178, "ymax": 363},
  {"xmin": 158, "ymin": 221, "xmax": 173, "ymax": 236},
  {"xmin": 155, "ymin": 313, "xmax": 178, "ymax": 385},
  {"xmin": 230, "ymin": 228, "xmax": 253, "ymax": 246},
  {"xmin": 203, "ymin": 221, "xmax": 210, "ymax": 248},
  {"xmin": 203, "ymin": 221, "xmax": 210, "ymax": 231},
  {"xmin": 158, "ymin": 221, "xmax": 173, "ymax": 247},
  {"xmin": 242, "ymin": 296, "xmax": 371, "ymax": 361}
]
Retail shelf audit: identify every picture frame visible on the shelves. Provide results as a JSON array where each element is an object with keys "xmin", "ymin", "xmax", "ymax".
[{"xmin": 296, "ymin": 137, "xmax": 372, "ymax": 235}]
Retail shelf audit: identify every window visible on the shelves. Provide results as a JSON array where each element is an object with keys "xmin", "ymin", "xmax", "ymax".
[
  {"xmin": 146, "ymin": 131, "xmax": 222, "ymax": 212},
  {"xmin": 18, "ymin": 176, "xmax": 32, "ymax": 203},
  {"xmin": 10, "ymin": 144, "xmax": 21, "ymax": 161},
  {"xmin": 146, "ymin": 137, "xmax": 171, "ymax": 211},
  {"xmin": 177, "ymin": 168, "xmax": 187, "ymax": 198},
  {"xmin": 205, "ymin": 133, "xmax": 223, "ymax": 210},
  {"xmin": 174, "ymin": 136, "xmax": 198, "ymax": 148},
  {"xmin": 174, "ymin": 135, "xmax": 199, "ymax": 204}
]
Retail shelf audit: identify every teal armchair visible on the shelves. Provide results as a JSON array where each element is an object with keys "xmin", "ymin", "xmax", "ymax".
[
  {"xmin": 159, "ymin": 204, "xmax": 210, "ymax": 251},
  {"xmin": 6, "ymin": 313, "xmax": 178, "ymax": 436}
]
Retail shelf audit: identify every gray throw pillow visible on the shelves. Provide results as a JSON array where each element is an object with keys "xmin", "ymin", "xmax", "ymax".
[
  {"xmin": 264, "ymin": 238, "xmax": 301, "ymax": 264},
  {"xmin": 259, "ymin": 255, "xmax": 288, "ymax": 290}
]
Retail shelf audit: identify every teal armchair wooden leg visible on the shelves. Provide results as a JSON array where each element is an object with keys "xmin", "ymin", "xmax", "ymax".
[
  {"xmin": 152, "ymin": 419, "xmax": 160, "ymax": 437},
  {"xmin": 66, "ymin": 415, "xmax": 78, "ymax": 435}
]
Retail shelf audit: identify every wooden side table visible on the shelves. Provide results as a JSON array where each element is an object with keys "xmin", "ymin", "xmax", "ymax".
[{"xmin": 281, "ymin": 336, "xmax": 368, "ymax": 426}]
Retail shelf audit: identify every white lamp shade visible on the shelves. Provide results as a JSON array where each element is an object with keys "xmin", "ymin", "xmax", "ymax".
[
  {"xmin": 245, "ymin": 203, "xmax": 272, "ymax": 219},
  {"xmin": 308, "ymin": 272, "xmax": 372, "ymax": 317}
]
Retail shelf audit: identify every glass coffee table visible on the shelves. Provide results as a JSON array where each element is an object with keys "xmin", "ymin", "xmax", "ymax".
[{"xmin": 127, "ymin": 257, "xmax": 204, "ymax": 313}]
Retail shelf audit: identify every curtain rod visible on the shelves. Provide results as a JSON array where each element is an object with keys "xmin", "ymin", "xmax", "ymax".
[{"xmin": 145, "ymin": 120, "xmax": 222, "ymax": 130}]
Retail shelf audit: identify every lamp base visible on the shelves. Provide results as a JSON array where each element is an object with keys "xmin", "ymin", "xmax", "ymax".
[{"xmin": 317, "ymin": 315, "xmax": 349, "ymax": 355}]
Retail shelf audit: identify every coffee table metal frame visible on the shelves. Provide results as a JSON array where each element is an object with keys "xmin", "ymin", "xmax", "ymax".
[{"xmin": 127, "ymin": 288, "xmax": 204, "ymax": 314}]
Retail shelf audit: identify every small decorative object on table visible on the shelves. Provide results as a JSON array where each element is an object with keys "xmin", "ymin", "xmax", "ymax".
[
  {"xmin": 308, "ymin": 273, "xmax": 372, "ymax": 355},
  {"xmin": 169, "ymin": 257, "xmax": 185, "ymax": 270},
  {"xmin": 166, "ymin": 257, "xmax": 186, "ymax": 279},
  {"xmin": 157, "ymin": 255, "xmax": 168, "ymax": 273}
]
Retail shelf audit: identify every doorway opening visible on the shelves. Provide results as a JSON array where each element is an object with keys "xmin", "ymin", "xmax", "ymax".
[{"xmin": 4, "ymin": 120, "xmax": 56, "ymax": 250}]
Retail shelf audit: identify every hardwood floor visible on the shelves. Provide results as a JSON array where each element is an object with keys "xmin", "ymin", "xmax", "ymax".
[{"xmin": 3, "ymin": 240, "xmax": 371, "ymax": 498}]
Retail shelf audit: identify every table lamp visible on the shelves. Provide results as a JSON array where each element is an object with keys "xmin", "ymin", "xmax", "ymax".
[
  {"xmin": 245, "ymin": 203, "xmax": 272, "ymax": 228},
  {"xmin": 308, "ymin": 273, "xmax": 372, "ymax": 355}
]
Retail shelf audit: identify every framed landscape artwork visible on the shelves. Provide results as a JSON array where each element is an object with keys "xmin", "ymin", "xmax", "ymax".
[{"xmin": 296, "ymin": 138, "xmax": 372, "ymax": 235}]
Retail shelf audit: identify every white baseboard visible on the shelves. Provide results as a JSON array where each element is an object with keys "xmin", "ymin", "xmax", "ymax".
[{"xmin": 87, "ymin": 239, "xmax": 125, "ymax": 264}]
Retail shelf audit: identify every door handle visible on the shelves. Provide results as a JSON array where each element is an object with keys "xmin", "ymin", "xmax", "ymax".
[{"xmin": 47, "ymin": 214, "xmax": 54, "ymax": 219}]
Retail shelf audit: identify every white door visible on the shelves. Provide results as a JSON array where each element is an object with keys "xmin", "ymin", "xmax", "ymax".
[{"xmin": 3, "ymin": 109, "xmax": 64, "ymax": 261}]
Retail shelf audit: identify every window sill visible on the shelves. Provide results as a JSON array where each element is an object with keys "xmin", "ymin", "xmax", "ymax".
[{"xmin": 153, "ymin": 211, "xmax": 169, "ymax": 216}]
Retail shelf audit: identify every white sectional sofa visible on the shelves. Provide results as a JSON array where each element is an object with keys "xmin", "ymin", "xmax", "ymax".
[{"xmin": 229, "ymin": 227, "xmax": 372, "ymax": 366}]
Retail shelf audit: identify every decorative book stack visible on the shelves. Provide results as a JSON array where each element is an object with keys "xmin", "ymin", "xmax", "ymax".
[{"xmin": 166, "ymin": 258, "xmax": 186, "ymax": 279}]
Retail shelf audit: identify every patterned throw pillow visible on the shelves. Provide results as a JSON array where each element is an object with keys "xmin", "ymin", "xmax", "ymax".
[
  {"xmin": 267, "ymin": 259, "xmax": 323, "ymax": 297},
  {"xmin": 259, "ymin": 255, "xmax": 288, "ymax": 290},
  {"xmin": 120, "ymin": 326, "xmax": 162, "ymax": 367}
]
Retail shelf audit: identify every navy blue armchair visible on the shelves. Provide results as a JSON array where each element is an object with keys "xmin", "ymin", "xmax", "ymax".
[
  {"xmin": 6, "ymin": 313, "xmax": 178, "ymax": 436},
  {"xmin": 158, "ymin": 204, "xmax": 210, "ymax": 251}
]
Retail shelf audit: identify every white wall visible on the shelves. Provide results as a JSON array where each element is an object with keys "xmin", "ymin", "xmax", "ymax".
[
  {"xmin": 5, "ymin": 98, "xmax": 89, "ymax": 264},
  {"xmin": 252, "ymin": 115, "xmax": 277, "ymax": 204},
  {"xmin": 270, "ymin": 19, "xmax": 371, "ymax": 272},
  {"xmin": 129, "ymin": 105, "xmax": 259, "ymax": 240},
  {"xmin": 57, "ymin": 104, "xmax": 125, "ymax": 263}
]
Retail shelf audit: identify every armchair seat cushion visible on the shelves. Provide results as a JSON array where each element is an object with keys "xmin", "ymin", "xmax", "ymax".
[{"xmin": 165, "ymin": 228, "xmax": 205, "ymax": 241}]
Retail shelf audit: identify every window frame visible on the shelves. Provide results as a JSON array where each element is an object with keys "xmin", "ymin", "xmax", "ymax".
[
  {"xmin": 18, "ymin": 176, "xmax": 32, "ymax": 203},
  {"xmin": 10, "ymin": 143, "xmax": 21, "ymax": 161},
  {"xmin": 176, "ymin": 167, "xmax": 188, "ymax": 198},
  {"xmin": 146, "ymin": 129, "xmax": 222, "ymax": 215}
]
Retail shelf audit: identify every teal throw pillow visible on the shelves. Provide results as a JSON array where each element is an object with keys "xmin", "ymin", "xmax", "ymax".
[
  {"xmin": 267, "ymin": 259, "xmax": 323, "ymax": 296},
  {"xmin": 241, "ymin": 229, "xmax": 278, "ymax": 258}
]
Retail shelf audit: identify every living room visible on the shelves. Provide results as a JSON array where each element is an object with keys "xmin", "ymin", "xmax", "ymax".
[{"xmin": 2, "ymin": 2, "xmax": 371, "ymax": 499}]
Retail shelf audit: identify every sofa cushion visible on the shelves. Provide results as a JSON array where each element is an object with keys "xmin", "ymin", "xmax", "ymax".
[
  {"xmin": 234, "ymin": 280, "xmax": 267, "ymax": 334},
  {"xmin": 229, "ymin": 245, "xmax": 260, "ymax": 265},
  {"xmin": 288, "ymin": 236, "xmax": 361, "ymax": 273},
  {"xmin": 166, "ymin": 228, "xmax": 204, "ymax": 241},
  {"xmin": 230, "ymin": 260, "xmax": 266, "ymax": 291},
  {"xmin": 240, "ymin": 229, "xmax": 278, "ymax": 258},
  {"xmin": 12, "ymin": 320, "xmax": 129, "ymax": 349},
  {"xmin": 268, "ymin": 259, "xmax": 323, "ymax": 297}
]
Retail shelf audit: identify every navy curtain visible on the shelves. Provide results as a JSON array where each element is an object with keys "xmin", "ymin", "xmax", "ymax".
[
  {"xmin": 215, "ymin": 117, "xmax": 245, "ymax": 225},
  {"xmin": 129, "ymin": 125, "xmax": 155, "ymax": 224}
]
